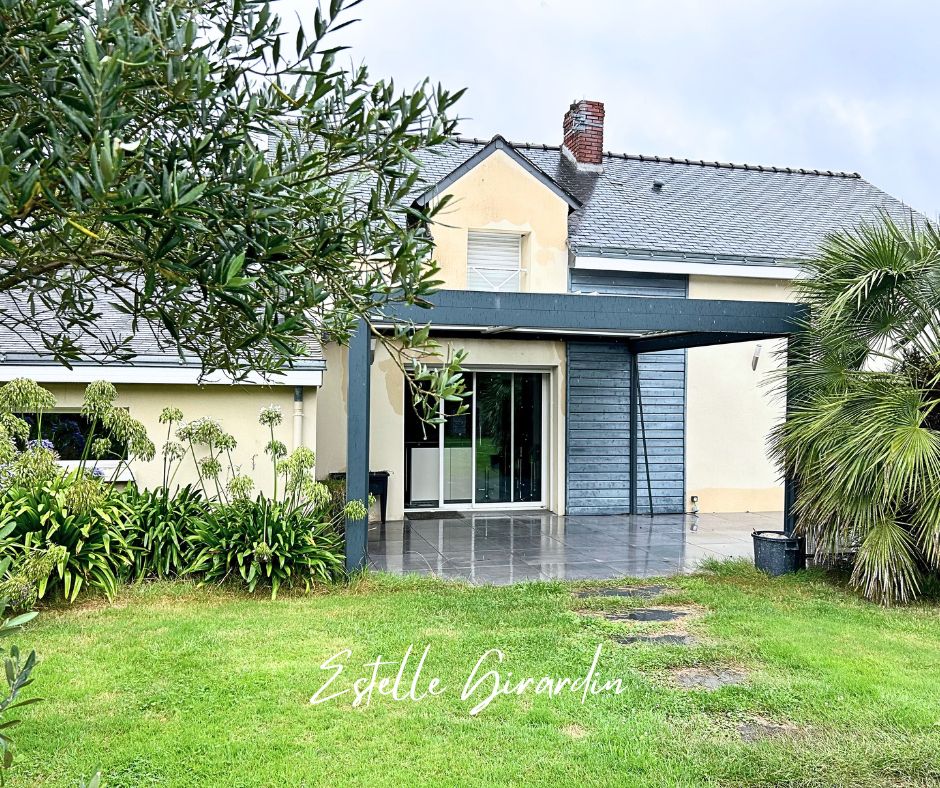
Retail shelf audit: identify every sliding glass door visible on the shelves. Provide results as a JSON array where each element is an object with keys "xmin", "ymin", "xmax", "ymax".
[
  {"xmin": 404, "ymin": 371, "xmax": 546, "ymax": 509},
  {"xmin": 474, "ymin": 372, "xmax": 512, "ymax": 504},
  {"xmin": 513, "ymin": 373, "xmax": 543, "ymax": 503}
]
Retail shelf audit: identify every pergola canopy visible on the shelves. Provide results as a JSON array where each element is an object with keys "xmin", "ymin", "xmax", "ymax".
[{"xmin": 345, "ymin": 289, "xmax": 804, "ymax": 571}]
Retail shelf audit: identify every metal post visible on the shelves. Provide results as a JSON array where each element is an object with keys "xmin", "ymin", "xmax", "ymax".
[
  {"xmin": 783, "ymin": 336, "xmax": 799, "ymax": 538},
  {"xmin": 629, "ymin": 350, "xmax": 638, "ymax": 515},
  {"xmin": 345, "ymin": 319, "xmax": 371, "ymax": 573}
]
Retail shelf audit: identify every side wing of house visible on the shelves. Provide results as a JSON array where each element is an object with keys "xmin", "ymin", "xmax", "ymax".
[{"xmin": 0, "ymin": 316, "xmax": 324, "ymax": 496}]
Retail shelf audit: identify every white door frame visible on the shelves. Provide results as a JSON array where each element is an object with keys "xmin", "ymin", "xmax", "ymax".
[{"xmin": 405, "ymin": 367, "xmax": 551, "ymax": 512}]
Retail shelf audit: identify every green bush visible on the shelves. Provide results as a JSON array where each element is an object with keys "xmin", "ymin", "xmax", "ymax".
[
  {"xmin": 0, "ymin": 380, "xmax": 351, "ymax": 603},
  {"xmin": 123, "ymin": 484, "xmax": 207, "ymax": 580},
  {"xmin": 0, "ymin": 477, "xmax": 134, "ymax": 602},
  {"xmin": 188, "ymin": 497, "xmax": 343, "ymax": 599}
]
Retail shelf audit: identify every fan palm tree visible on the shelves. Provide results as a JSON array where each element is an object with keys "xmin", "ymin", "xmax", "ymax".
[{"xmin": 772, "ymin": 215, "xmax": 940, "ymax": 605}]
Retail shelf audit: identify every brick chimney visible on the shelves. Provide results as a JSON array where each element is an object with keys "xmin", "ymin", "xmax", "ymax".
[{"xmin": 562, "ymin": 100, "xmax": 605, "ymax": 170}]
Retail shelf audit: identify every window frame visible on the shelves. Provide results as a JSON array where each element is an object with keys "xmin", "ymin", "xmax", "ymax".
[{"xmin": 14, "ymin": 408, "xmax": 134, "ymax": 483}]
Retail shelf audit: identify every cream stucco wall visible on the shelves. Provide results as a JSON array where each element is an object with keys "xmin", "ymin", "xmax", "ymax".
[
  {"xmin": 314, "ymin": 343, "xmax": 349, "ymax": 483},
  {"xmin": 316, "ymin": 338, "xmax": 567, "ymax": 521},
  {"xmin": 429, "ymin": 149, "xmax": 571, "ymax": 292},
  {"xmin": 42, "ymin": 383, "xmax": 316, "ymax": 495},
  {"xmin": 686, "ymin": 276, "xmax": 794, "ymax": 512}
]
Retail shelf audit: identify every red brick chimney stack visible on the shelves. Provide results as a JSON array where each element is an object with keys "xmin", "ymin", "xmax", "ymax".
[{"xmin": 562, "ymin": 100, "xmax": 605, "ymax": 169}]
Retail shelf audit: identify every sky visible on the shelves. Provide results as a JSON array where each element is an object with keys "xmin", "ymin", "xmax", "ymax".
[{"xmin": 279, "ymin": 0, "xmax": 940, "ymax": 217}]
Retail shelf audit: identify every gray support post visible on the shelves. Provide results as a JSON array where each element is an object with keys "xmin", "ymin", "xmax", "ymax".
[
  {"xmin": 345, "ymin": 319, "xmax": 371, "ymax": 573},
  {"xmin": 629, "ymin": 350, "xmax": 639, "ymax": 515},
  {"xmin": 783, "ymin": 336, "xmax": 799, "ymax": 538}
]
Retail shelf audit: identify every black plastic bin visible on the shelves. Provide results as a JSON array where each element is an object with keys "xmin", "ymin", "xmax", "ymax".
[
  {"xmin": 328, "ymin": 471, "xmax": 390, "ymax": 524},
  {"xmin": 752, "ymin": 530, "xmax": 805, "ymax": 576}
]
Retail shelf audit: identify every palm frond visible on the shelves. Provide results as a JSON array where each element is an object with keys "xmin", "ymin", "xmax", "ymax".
[
  {"xmin": 773, "ymin": 214, "xmax": 940, "ymax": 604},
  {"xmin": 851, "ymin": 518, "xmax": 922, "ymax": 606}
]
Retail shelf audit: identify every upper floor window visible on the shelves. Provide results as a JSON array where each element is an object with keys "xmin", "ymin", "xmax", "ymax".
[{"xmin": 467, "ymin": 231, "xmax": 522, "ymax": 292}]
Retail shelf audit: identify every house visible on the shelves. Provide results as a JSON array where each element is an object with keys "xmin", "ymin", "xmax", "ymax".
[
  {"xmin": 313, "ymin": 99, "xmax": 914, "ymax": 564},
  {"xmin": 1, "ymin": 99, "xmax": 914, "ymax": 527}
]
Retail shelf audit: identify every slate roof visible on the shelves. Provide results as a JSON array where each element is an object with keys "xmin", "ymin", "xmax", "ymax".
[
  {"xmin": 414, "ymin": 137, "xmax": 919, "ymax": 264},
  {"xmin": 0, "ymin": 292, "xmax": 325, "ymax": 369}
]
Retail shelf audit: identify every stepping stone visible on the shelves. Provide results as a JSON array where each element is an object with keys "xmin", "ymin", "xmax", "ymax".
[
  {"xmin": 671, "ymin": 666, "xmax": 747, "ymax": 690},
  {"xmin": 615, "ymin": 634, "xmax": 694, "ymax": 646},
  {"xmin": 603, "ymin": 608, "xmax": 686, "ymax": 623},
  {"xmin": 737, "ymin": 717, "xmax": 798, "ymax": 742},
  {"xmin": 574, "ymin": 585, "xmax": 669, "ymax": 600}
]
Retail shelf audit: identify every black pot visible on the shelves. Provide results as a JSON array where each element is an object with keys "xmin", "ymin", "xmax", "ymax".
[{"xmin": 752, "ymin": 530, "xmax": 805, "ymax": 576}]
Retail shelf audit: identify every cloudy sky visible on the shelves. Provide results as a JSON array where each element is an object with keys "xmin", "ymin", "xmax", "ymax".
[{"xmin": 281, "ymin": 0, "xmax": 939, "ymax": 217}]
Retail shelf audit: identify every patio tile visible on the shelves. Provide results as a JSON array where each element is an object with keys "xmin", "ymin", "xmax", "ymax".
[
  {"xmin": 373, "ymin": 554, "xmax": 451, "ymax": 574},
  {"xmin": 685, "ymin": 542, "xmax": 753, "ymax": 559},
  {"xmin": 604, "ymin": 560, "xmax": 682, "ymax": 578},
  {"xmin": 441, "ymin": 551, "xmax": 527, "ymax": 568},
  {"xmin": 686, "ymin": 536, "xmax": 753, "ymax": 550},
  {"xmin": 565, "ymin": 548, "xmax": 657, "ymax": 565},
  {"xmin": 369, "ymin": 512, "xmax": 769, "ymax": 583},
  {"xmin": 508, "ymin": 544, "xmax": 608, "ymax": 561},
  {"xmin": 368, "ymin": 534, "xmax": 439, "ymax": 552}
]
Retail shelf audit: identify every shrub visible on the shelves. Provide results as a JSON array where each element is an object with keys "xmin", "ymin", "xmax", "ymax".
[
  {"xmin": 123, "ymin": 484, "xmax": 207, "ymax": 580},
  {"xmin": 0, "ymin": 476, "xmax": 134, "ymax": 601},
  {"xmin": 773, "ymin": 218, "xmax": 940, "ymax": 604},
  {"xmin": 0, "ymin": 383, "xmax": 352, "ymax": 603},
  {"xmin": 323, "ymin": 477, "xmax": 348, "ymax": 522},
  {"xmin": 188, "ymin": 497, "xmax": 343, "ymax": 599}
]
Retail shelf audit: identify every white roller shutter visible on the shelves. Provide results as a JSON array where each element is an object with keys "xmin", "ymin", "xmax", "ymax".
[{"xmin": 467, "ymin": 231, "xmax": 522, "ymax": 291}]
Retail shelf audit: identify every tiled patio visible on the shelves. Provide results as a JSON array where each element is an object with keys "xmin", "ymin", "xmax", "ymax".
[{"xmin": 368, "ymin": 510, "xmax": 780, "ymax": 584}]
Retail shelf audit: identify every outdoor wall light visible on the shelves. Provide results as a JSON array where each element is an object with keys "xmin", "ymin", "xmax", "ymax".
[{"xmin": 751, "ymin": 344, "xmax": 762, "ymax": 370}]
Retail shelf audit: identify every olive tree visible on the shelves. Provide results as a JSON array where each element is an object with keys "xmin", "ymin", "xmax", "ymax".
[{"xmin": 0, "ymin": 0, "xmax": 466, "ymax": 412}]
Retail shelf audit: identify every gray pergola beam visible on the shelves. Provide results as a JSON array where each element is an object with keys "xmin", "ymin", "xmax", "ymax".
[
  {"xmin": 382, "ymin": 290, "xmax": 804, "ymax": 337},
  {"xmin": 629, "ymin": 331, "xmax": 787, "ymax": 355}
]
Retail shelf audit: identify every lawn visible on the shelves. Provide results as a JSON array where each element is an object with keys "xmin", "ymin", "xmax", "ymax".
[{"xmin": 7, "ymin": 562, "xmax": 940, "ymax": 787}]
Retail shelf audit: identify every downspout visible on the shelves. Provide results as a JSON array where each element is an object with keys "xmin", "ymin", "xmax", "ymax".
[
  {"xmin": 293, "ymin": 386, "xmax": 304, "ymax": 449},
  {"xmin": 636, "ymin": 366, "xmax": 654, "ymax": 516}
]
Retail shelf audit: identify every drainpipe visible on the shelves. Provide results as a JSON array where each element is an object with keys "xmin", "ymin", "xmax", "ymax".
[{"xmin": 293, "ymin": 386, "xmax": 304, "ymax": 449}]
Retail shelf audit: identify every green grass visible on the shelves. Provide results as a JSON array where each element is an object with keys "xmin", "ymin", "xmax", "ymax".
[{"xmin": 7, "ymin": 561, "xmax": 940, "ymax": 787}]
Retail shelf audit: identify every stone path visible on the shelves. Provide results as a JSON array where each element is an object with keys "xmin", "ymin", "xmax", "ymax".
[
  {"xmin": 670, "ymin": 666, "xmax": 748, "ymax": 690},
  {"xmin": 573, "ymin": 585, "xmax": 801, "ymax": 744}
]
